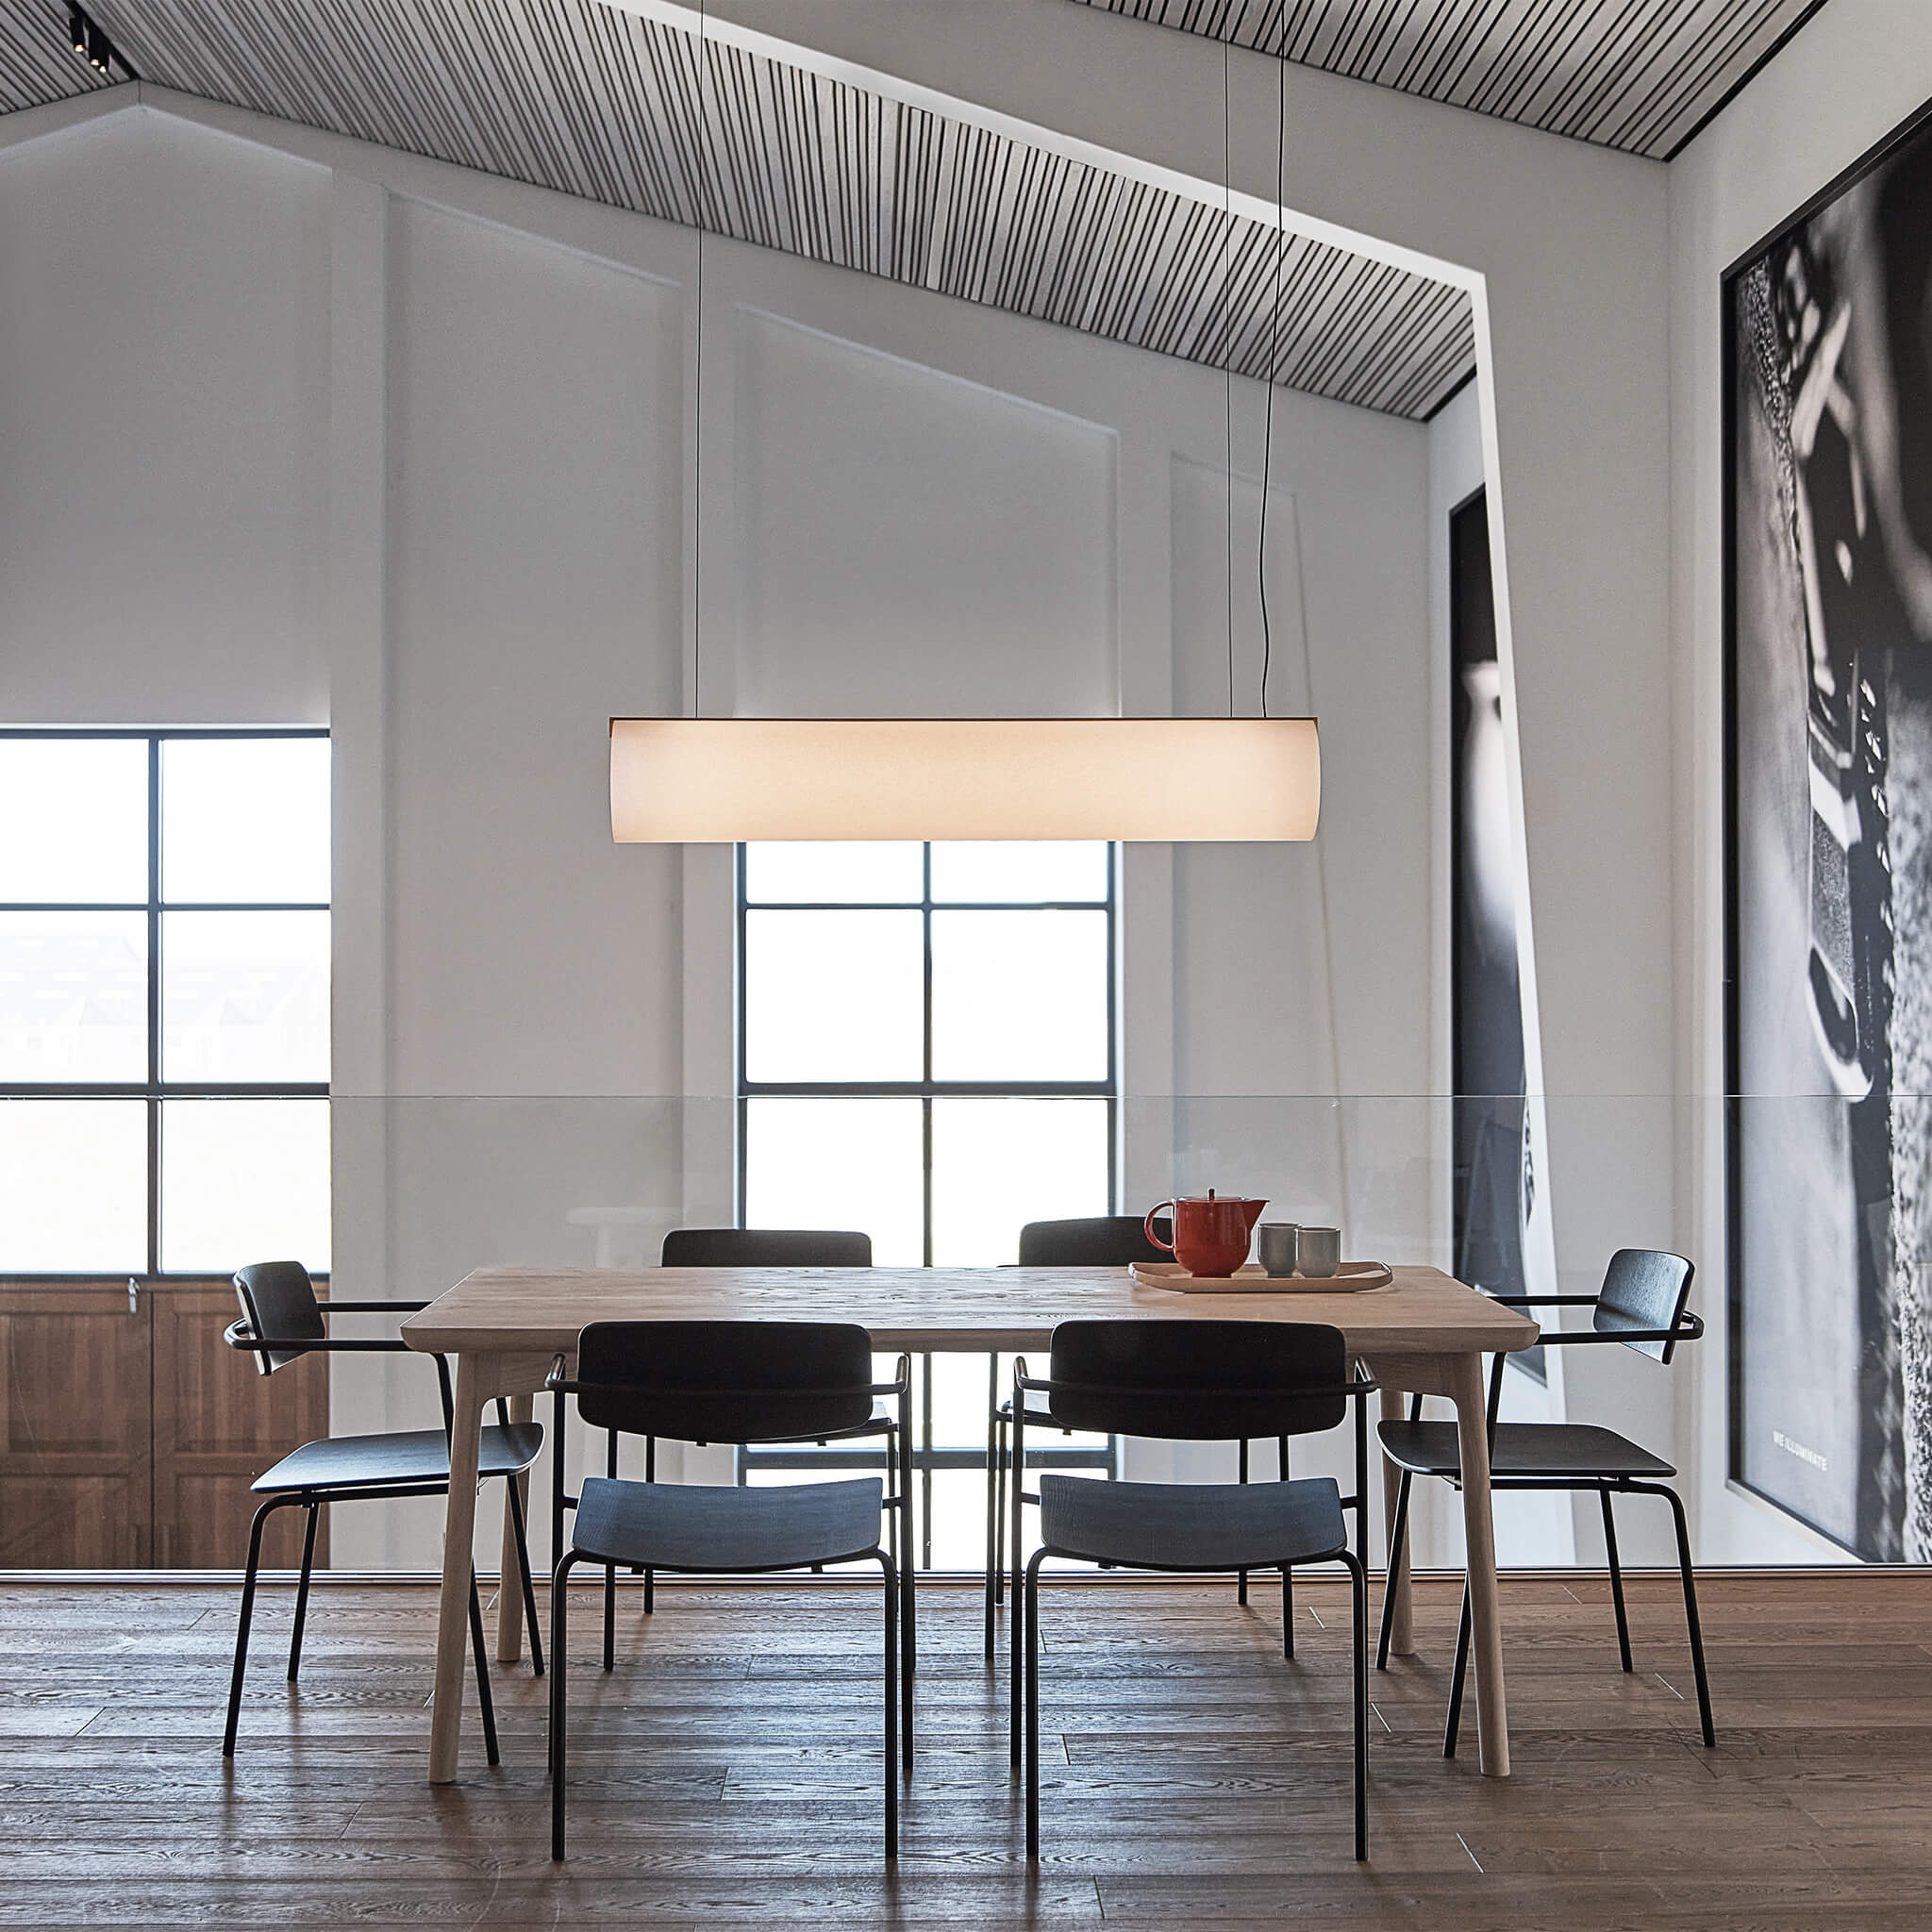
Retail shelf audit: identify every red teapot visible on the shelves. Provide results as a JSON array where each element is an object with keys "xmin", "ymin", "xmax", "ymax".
[{"xmin": 1143, "ymin": 1191, "xmax": 1268, "ymax": 1277}]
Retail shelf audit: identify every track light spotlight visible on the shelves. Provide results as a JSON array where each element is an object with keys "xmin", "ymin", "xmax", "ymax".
[{"xmin": 65, "ymin": 5, "xmax": 133, "ymax": 81}]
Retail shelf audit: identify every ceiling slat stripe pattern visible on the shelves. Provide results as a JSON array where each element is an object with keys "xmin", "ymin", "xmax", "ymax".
[
  {"xmin": 0, "ymin": 2, "xmax": 107, "ymax": 113},
  {"xmin": 1077, "ymin": 0, "xmax": 1823, "ymax": 158},
  {"xmin": 1, "ymin": 0, "xmax": 1472, "ymax": 417}
]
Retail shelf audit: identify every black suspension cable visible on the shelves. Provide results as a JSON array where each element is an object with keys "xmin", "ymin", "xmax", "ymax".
[{"xmin": 1258, "ymin": 45, "xmax": 1284, "ymax": 720}]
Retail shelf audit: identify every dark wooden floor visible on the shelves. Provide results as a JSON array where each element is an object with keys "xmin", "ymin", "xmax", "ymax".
[{"xmin": 2, "ymin": 1571, "xmax": 1929, "ymax": 1927}]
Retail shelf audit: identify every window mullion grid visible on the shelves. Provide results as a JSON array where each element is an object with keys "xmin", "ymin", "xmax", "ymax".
[{"xmin": 146, "ymin": 734, "xmax": 161, "ymax": 1279}]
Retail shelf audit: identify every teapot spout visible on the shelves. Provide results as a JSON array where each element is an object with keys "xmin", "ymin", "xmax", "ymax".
[{"xmin": 1240, "ymin": 1198, "xmax": 1267, "ymax": 1235}]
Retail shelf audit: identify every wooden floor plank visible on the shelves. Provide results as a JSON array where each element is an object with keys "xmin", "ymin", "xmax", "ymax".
[{"xmin": 0, "ymin": 1574, "xmax": 1928, "ymax": 1926}]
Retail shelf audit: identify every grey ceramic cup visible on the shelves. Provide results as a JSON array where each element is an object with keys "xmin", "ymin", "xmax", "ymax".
[
  {"xmin": 1296, "ymin": 1226, "xmax": 1341, "ymax": 1277},
  {"xmin": 1257, "ymin": 1223, "xmax": 1300, "ymax": 1277}
]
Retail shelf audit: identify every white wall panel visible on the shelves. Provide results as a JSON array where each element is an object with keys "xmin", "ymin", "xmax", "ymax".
[
  {"xmin": 386, "ymin": 195, "xmax": 685, "ymax": 1099},
  {"xmin": 728, "ymin": 308, "xmax": 1118, "ymax": 720},
  {"xmin": 0, "ymin": 110, "xmax": 329, "ymax": 723}
]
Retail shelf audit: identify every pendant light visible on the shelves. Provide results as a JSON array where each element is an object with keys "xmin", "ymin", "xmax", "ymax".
[{"xmin": 608, "ymin": 8, "xmax": 1320, "ymax": 844}]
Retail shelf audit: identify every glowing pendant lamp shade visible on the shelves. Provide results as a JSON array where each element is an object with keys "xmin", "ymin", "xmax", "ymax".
[{"xmin": 609, "ymin": 717, "xmax": 1320, "ymax": 842}]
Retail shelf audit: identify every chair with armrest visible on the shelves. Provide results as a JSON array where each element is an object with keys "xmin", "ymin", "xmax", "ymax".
[
  {"xmin": 992, "ymin": 1214, "xmax": 1313, "ymax": 1658},
  {"xmin": 1377, "ymin": 1247, "xmax": 1713, "ymax": 1752},
  {"xmin": 221, "ymin": 1259, "xmax": 544, "ymax": 1761},
  {"xmin": 567, "ymin": 1227, "xmax": 904, "ymax": 1669},
  {"xmin": 1011, "ymin": 1317, "xmax": 1376, "ymax": 1861},
  {"xmin": 544, "ymin": 1320, "xmax": 909, "ymax": 1859}
]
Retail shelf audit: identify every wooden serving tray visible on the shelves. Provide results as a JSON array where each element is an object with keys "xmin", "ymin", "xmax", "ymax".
[{"xmin": 1131, "ymin": 1260, "xmax": 1394, "ymax": 1293}]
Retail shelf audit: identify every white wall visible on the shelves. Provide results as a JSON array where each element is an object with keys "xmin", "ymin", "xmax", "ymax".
[
  {"xmin": 1667, "ymin": 1, "xmax": 1932, "ymax": 1564},
  {"xmin": 0, "ymin": 88, "xmax": 1435, "ymax": 1569}
]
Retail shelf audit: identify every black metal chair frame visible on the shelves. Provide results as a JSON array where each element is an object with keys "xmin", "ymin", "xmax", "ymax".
[
  {"xmin": 1376, "ymin": 1281, "xmax": 1714, "ymax": 1756},
  {"xmin": 991, "ymin": 1215, "xmax": 1287, "ymax": 1661},
  {"xmin": 543, "ymin": 1324, "xmax": 911, "ymax": 1859},
  {"xmin": 599, "ymin": 1230, "xmax": 902, "ymax": 1653},
  {"xmin": 221, "ymin": 1294, "xmax": 544, "ymax": 1764},
  {"xmin": 1009, "ymin": 1321, "xmax": 1377, "ymax": 1862}
]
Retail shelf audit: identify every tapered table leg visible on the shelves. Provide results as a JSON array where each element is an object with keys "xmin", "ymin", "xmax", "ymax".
[
  {"xmin": 1378, "ymin": 1380, "xmax": 1414, "ymax": 1657},
  {"xmin": 496, "ymin": 1391, "xmax": 534, "ymax": 1664},
  {"xmin": 1448, "ymin": 1349, "xmax": 1509, "ymax": 1777},
  {"xmin": 430, "ymin": 1351, "xmax": 491, "ymax": 1784}
]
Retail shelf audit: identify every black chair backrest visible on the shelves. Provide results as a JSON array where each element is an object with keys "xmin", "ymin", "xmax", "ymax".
[
  {"xmin": 233, "ymin": 1260, "xmax": 324, "ymax": 1375},
  {"xmin": 660, "ymin": 1227, "xmax": 873, "ymax": 1268},
  {"xmin": 1045, "ymin": 1319, "xmax": 1348, "ymax": 1440},
  {"xmin": 1018, "ymin": 1216, "xmax": 1172, "ymax": 1266},
  {"xmin": 1594, "ymin": 1248, "xmax": 1695, "ymax": 1362},
  {"xmin": 574, "ymin": 1320, "xmax": 876, "ymax": 1443}
]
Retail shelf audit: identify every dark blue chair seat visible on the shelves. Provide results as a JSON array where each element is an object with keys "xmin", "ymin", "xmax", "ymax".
[
  {"xmin": 253, "ymin": 1422, "xmax": 544, "ymax": 1495},
  {"xmin": 1377, "ymin": 1420, "xmax": 1676, "ymax": 1483},
  {"xmin": 1040, "ymin": 1473, "xmax": 1348, "ymax": 1572},
  {"xmin": 574, "ymin": 1474, "xmax": 884, "ymax": 1574}
]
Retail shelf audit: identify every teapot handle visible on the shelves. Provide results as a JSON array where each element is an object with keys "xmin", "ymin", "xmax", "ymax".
[{"xmin": 1143, "ymin": 1201, "xmax": 1177, "ymax": 1255}]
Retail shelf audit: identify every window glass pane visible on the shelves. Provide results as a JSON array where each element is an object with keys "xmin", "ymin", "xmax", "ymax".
[
  {"xmin": 744, "ymin": 841, "xmax": 923, "ymax": 905},
  {"xmin": 160, "ymin": 1099, "xmax": 331, "ymax": 1274},
  {"xmin": 0, "ymin": 1100, "xmax": 146, "ymax": 1272},
  {"xmin": 929, "ymin": 841, "xmax": 1108, "ymax": 905},
  {"xmin": 744, "ymin": 909, "xmax": 924, "ymax": 1083},
  {"xmin": 162, "ymin": 911, "xmax": 329, "ymax": 1084},
  {"xmin": 743, "ymin": 1097, "xmax": 924, "ymax": 1265},
  {"xmin": 0, "ymin": 740, "xmax": 148, "ymax": 903},
  {"xmin": 0, "ymin": 912, "xmax": 146, "ymax": 1081},
  {"xmin": 930, "ymin": 1096, "xmax": 1110, "ymax": 1266},
  {"xmin": 161, "ymin": 739, "xmax": 330, "ymax": 905},
  {"xmin": 930, "ymin": 910, "xmax": 1108, "ymax": 1082}
]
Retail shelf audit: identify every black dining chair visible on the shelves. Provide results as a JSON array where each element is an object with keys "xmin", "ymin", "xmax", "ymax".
[
  {"xmin": 989, "ymin": 1214, "xmax": 1292, "ymax": 1654},
  {"xmin": 571, "ymin": 1227, "xmax": 905, "ymax": 1667},
  {"xmin": 1011, "ymin": 1318, "xmax": 1375, "ymax": 1860},
  {"xmin": 221, "ymin": 1259, "xmax": 545, "ymax": 1761},
  {"xmin": 1376, "ymin": 1247, "xmax": 1713, "ymax": 1752},
  {"xmin": 545, "ymin": 1320, "xmax": 909, "ymax": 1859}
]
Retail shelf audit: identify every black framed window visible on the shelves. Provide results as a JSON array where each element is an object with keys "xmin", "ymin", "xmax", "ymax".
[
  {"xmin": 0, "ymin": 729, "xmax": 330, "ymax": 1278},
  {"xmin": 737, "ymin": 840, "xmax": 1118, "ymax": 1568}
]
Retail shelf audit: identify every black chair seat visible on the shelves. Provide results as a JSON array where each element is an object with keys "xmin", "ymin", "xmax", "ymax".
[
  {"xmin": 253, "ymin": 1422, "xmax": 544, "ymax": 1495},
  {"xmin": 1377, "ymin": 1419, "xmax": 1675, "ymax": 1482},
  {"xmin": 1039, "ymin": 1474, "xmax": 1349, "ymax": 1572},
  {"xmin": 572, "ymin": 1474, "xmax": 884, "ymax": 1574}
]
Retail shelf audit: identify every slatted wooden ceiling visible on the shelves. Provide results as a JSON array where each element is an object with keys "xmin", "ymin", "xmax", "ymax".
[
  {"xmin": 0, "ymin": 0, "xmax": 1473, "ymax": 419},
  {"xmin": 1079, "ymin": 0, "xmax": 1825, "ymax": 159}
]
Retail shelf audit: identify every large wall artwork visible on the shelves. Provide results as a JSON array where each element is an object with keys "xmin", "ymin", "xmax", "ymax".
[{"xmin": 1726, "ymin": 99, "xmax": 1932, "ymax": 1561}]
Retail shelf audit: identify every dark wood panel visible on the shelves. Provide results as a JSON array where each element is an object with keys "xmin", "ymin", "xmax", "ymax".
[
  {"xmin": 152, "ymin": 1284, "xmax": 328, "ymax": 1571},
  {"xmin": 0, "ymin": 1284, "xmax": 152, "ymax": 1567},
  {"xmin": 0, "ymin": 1573, "xmax": 1925, "ymax": 1924}
]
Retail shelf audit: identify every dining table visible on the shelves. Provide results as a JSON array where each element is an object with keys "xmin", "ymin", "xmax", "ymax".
[{"xmin": 401, "ymin": 1262, "xmax": 1540, "ymax": 1784}]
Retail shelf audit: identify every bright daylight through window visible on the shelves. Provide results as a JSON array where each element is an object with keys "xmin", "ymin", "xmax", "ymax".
[
  {"xmin": 0, "ymin": 732, "xmax": 331, "ymax": 1277},
  {"xmin": 738, "ymin": 840, "xmax": 1116, "ymax": 1568}
]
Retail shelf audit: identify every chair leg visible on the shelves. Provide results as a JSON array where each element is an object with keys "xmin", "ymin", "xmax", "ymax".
[
  {"xmin": 1341, "ymin": 1550, "xmax": 1369, "ymax": 1861},
  {"xmin": 603, "ymin": 1429, "xmax": 618, "ymax": 1672},
  {"xmin": 1009, "ymin": 1415, "xmax": 1024, "ymax": 1767},
  {"xmin": 642, "ymin": 1437, "xmax": 656, "ymax": 1615},
  {"xmin": 286, "ymin": 1501, "xmax": 319, "ymax": 1682},
  {"xmin": 1443, "ymin": 1577, "xmax": 1473, "ymax": 1758},
  {"xmin": 224, "ymin": 1494, "xmax": 283, "ymax": 1757},
  {"xmin": 1375, "ymin": 1470, "xmax": 1413, "ymax": 1671},
  {"xmin": 1279, "ymin": 1437, "xmax": 1293, "ymax": 1657},
  {"xmin": 881, "ymin": 1550, "xmax": 899, "ymax": 1858},
  {"xmin": 1601, "ymin": 1486, "xmax": 1633, "ymax": 1673},
  {"xmin": 551, "ymin": 1552, "xmax": 576, "ymax": 1857},
  {"xmin": 993, "ymin": 1410, "xmax": 1008, "ymax": 1607},
  {"xmin": 897, "ymin": 1410, "xmax": 919, "ymax": 1718},
  {"xmin": 467, "ymin": 1570, "xmax": 500, "ymax": 1768},
  {"xmin": 1237, "ymin": 1439, "xmax": 1249, "ymax": 1605},
  {"xmin": 1024, "ymin": 1549, "xmax": 1045, "ymax": 1859},
  {"xmin": 984, "ymin": 1359, "xmax": 1001, "ymax": 1659},
  {"xmin": 1640, "ymin": 1480, "xmax": 1716, "ymax": 1747},
  {"xmin": 506, "ymin": 1470, "xmax": 544, "ymax": 1676}
]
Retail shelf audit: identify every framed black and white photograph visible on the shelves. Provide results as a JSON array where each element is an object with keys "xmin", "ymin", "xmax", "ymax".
[{"xmin": 1725, "ymin": 96, "xmax": 1932, "ymax": 1562}]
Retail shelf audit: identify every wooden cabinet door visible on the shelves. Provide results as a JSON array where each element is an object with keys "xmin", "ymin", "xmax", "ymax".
[
  {"xmin": 152, "ymin": 1283, "xmax": 330, "ymax": 1571},
  {"xmin": 0, "ymin": 1284, "xmax": 153, "ymax": 1568}
]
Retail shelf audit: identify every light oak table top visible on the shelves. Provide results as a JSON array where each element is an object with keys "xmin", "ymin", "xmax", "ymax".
[{"xmin": 400, "ymin": 1262, "xmax": 1541, "ymax": 1358}]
